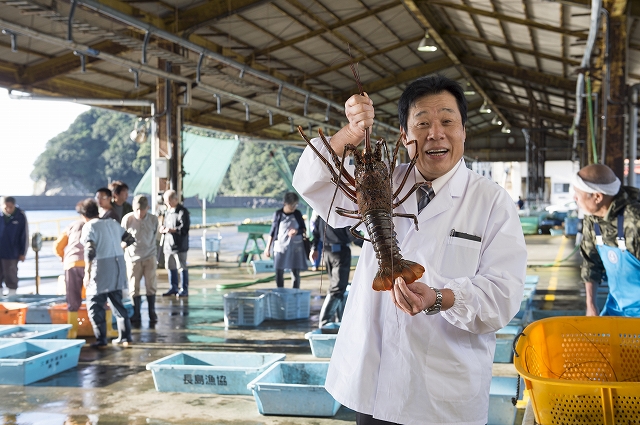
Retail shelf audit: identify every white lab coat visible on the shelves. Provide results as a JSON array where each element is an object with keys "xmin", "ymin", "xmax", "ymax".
[{"xmin": 292, "ymin": 138, "xmax": 527, "ymax": 425}]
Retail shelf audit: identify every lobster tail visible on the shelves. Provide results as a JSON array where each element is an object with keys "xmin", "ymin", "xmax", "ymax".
[{"xmin": 371, "ymin": 259, "xmax": 425, "ymax": 291}]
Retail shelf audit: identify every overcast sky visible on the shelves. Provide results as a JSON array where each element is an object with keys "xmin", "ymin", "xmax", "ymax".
[{"xmin": 0, "ymin": 88, "xmax": 90, "ymax": 196}]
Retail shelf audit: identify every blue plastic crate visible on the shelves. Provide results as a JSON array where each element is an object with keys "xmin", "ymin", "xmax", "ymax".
[
  {"xmin": 251, "ymin": 259, "xmax": 275, "ymax": 274},
  {"xmin": 223, "ymin": 292, "xmax": 266, "ymax": 327},
  {"xmin": 488, "ymin": 376, "xmax": 520, "ymax": 425},
  {"xmin": 305, "ymin": 323, "xmax": 340, "ymax": 358},
  {"xmin": 524, "ymin": 275, "xmax": 539, "ymax": 285},
  {"xmin": 257, "ymin": 288, "xmax": 311, "ymax": 320},
  {"xmin": 494, "ymin": 325, "xmax": 522, "ymax": 363},
  {"xmin": 247, "ymin": 361, "xmax": 340, "ymax": 417},
  {"xmin": 4, "ymin": 295, "xmax": 67, "ymax": 324},
  {"xmin": 514, "ymin": 286, "xmax": 536, "ymax": 320},
  {"xmin": 146, "ymin": 351, "xmax": 285, "ymax": 395},
  {"xmin": 0, "ymin": 339, "xmax": 85, "ymax": 385},
  {"xmin": 0, "ymin": 324, "xmax": 72, "ymax": 340}
]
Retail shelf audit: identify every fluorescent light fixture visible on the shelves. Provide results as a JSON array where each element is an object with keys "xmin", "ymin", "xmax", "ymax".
[
  {"xmin": 463, "ymin": 83, "xmax": 476, "ymax": 96},
  {"xmin": 479, "ymin": 100, "xmax": 491, "ymax": 114},
  {"xmin": 417, "ymin": 31, "xmax": 438, "ymax": 52},
  {"xmin": 491, "ymin": 115, "xmax": 502, "ymax": 126},
  {"xmin": 501, "ymin": 125, "xmax": 511, "ymax": 134}
]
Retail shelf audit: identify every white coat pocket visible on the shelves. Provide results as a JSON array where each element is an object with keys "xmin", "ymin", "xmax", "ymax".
[{"xmin": 438, "ymin": 233, "xmax": 481, "ymax": 278}]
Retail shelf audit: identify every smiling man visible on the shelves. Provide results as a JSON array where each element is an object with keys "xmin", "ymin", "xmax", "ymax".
[{"xmin": 293, "ymin": 75, "xmax": 527, "ymax": 424}]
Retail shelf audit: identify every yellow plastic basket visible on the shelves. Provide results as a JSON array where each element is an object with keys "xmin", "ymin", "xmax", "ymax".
[{"xmin": 514, "ymin": 316, "xmax": 640, "ymax": 425}]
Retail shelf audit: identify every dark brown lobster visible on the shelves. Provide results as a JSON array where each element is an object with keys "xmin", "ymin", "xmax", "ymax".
[{"xmin": 297, "ymin": 124, "xmax": 427, "ymax": 291}]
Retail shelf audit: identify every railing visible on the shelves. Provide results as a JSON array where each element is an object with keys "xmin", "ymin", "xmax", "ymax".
[{"xmin": 30, "ymin": 216, "xmax": 78, "ymax": 238}]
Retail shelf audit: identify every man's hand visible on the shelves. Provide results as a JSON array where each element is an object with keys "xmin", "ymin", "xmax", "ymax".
[
  {"xmin": 329, "ymin": 93, "xmax": 375, "ymax": 156},
  {"xmin": 310, "ymin": 249, "xmax": 319, "ymax": 262},
  {"xmin": 18, "ymin": 255, "xmax": 25, "ymax": 262},
  {"xmin": 390, "ymin": 277, "xmax": 436, "ymax": 316}
]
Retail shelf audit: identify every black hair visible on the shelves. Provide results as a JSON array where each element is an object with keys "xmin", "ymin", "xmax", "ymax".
[
  {"xmin": 77, "ymin": 198, "xmax": 99, "ymax": 219},
  {"xmin": 96, "ymin": 187, "xmax": 112, "ymax": 197},
  {"xmin": 109, "ymin": 180, "xmax": 129, "ymax": 196},
  {"xmin": 398, "ymin": 75, "xmax": 467, "ymax": 131},
  {"xmin": 283, "ymin": 192, "xmax": 299, "ymax": 205},
  {"xmin": 2, "ymin": 196, "xmax": 15, "ymax": 204}
]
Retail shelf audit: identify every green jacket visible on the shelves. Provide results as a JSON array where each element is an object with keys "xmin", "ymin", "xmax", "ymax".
[{"xmin": 580, "ymin": 186, "xmax": 640, "ymax": 284}]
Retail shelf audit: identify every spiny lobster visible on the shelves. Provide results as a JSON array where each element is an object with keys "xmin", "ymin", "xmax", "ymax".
[{"xmin": 298, "ymin": 120, "xmax": 427, "ymax": 291}]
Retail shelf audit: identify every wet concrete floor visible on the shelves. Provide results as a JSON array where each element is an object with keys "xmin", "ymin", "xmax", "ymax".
[{"xmin": 0, "ymin": 232, "xmax": 584, "ymax": 424}]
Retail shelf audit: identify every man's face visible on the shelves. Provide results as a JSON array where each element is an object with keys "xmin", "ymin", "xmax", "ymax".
[
  {"xmin": 165, "ymin": 196, "xmax": 178, "ymax": 209},
  {"xmin": 115, "ymin": 188, "xmax": 129, "ymax": 205},
  {"xmin": 134, "ymin": 206, "xmax": 148, "ymax": 220},
  {"xmin": 95, "ymin": 192, "xmax": 111, "ymax": 209},
  {"xmin": 573, "ymin": 188, "xmax": 599, "ymax": 215},
  {"xmin": 2, "ymin": 202, "xmax": 15, "ymax": 215},
  {"xmin": 400, "ymin": 91, "xmax": 466, "ymax": 181}
]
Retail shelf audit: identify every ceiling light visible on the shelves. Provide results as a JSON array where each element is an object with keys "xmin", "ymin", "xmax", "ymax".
[
  {"xmin": 463, "ymin": 83, "xmax": 476, "ymax": 96},
  {"xmin": 479, "ymin": 100, "xmax": 491, "ymax": 114},
  {"xmin": 491, "ymin": 115, "xmax": 502, "ymax": 126},
  {"xmin": 417, "ymin": 31, "xmax": 438, "ymax": 52},
  {"xmin": 501, "ymin": 125, "xmax": 511, "ymax": 134}
]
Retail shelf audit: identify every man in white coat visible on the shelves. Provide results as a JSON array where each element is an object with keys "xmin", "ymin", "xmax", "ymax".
[{"xmin": 292, "ymin": 75, "xmax": 527, "ymax": 425}]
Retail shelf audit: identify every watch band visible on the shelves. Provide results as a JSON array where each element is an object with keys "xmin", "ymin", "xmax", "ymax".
[{"xmin": 423, "ymin": 287, "xmax": 442, "ymax": 315}]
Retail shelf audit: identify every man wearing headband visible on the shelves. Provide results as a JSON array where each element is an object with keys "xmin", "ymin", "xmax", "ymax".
[{"xmin": 572, "ymin": 164, "xmax": 640, "ymax": 317}]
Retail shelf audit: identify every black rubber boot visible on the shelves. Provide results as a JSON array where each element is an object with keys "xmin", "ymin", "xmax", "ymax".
[
  {"xmin": 131, "ymin": 296, "xmax": 142, "ymax": 323},
  {"xmin": 147, "ymin": 295, "xmax": 158, "ymax": 323}
]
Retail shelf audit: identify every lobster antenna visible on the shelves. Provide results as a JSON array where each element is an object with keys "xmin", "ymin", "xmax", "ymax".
[{"xmin": 348, "ymin": 52, "xmax": 371, "ymax": 152}]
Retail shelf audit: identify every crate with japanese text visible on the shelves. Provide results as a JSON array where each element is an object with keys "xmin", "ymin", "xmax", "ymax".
[{"xmin": 146, "ymin": 351, "xmax": 285, "ymax": 395}]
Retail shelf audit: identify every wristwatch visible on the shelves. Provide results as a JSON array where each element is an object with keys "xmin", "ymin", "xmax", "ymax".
[{"xmin": 423, "ymin": 287, "xmax": 443, "ymax": 315}]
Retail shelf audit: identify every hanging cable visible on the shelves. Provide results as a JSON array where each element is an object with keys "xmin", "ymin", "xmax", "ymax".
[{"xmin": 585, "ymin": 73, "xmax": 599, "ymax": 164}]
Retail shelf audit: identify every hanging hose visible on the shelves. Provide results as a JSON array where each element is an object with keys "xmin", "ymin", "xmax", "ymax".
[{"xmin": 585, "ymin": 73, "xmax": 599, "ymax": 164}]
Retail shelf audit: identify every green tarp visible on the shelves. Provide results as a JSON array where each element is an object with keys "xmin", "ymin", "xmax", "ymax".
[{"xmin": 134, "ymin": 132, "xmax": 239, "ymax": 202}]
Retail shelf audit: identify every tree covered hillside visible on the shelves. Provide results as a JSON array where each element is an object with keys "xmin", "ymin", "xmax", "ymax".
[
  {"xmin": 32, "ymin": 107, "xmax": 303, "ymax": 198},
  {"xmin": 31, "ymin": 108, "xmax": 148, "ymax": 195}
]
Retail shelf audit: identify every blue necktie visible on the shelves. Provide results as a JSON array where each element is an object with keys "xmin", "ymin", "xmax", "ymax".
[{"xmin": 417, "ymin": 183, "xmax": 435, "ymax": 213}]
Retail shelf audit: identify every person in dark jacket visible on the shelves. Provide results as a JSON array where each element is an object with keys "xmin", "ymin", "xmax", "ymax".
[
  {"xmin": 110, "ymin": 181, "xmax": 133, "ymax": 221},
  {"xmin": 311, "ymin": 215, "xmax": 359, "ymax": 326},
  {"xmin": 95, "ymin": 187, "xmax": 120, "ymax": 223},
  {"xmin": 0, "ymin": 196, "xmax": 28, "ymax": 296},
  {"xmin": 264, "ymin": 192, "xmax": 308, "ymax": 288},
  {"xmin": 160, "ymin": 190, "xmax": 190, "ymax": 297}
]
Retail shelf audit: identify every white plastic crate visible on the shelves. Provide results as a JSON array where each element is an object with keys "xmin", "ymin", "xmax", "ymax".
[
  {"xmin": 223, "ymin": 292, "xmax": 266, "ymax": 327},
  {"xmin": 0, "ymin": 324, "xmax": 72, "ymax": 340},
  {"xmin": 257, "ymin": 288, "xmax": 311, "ymax": 320},
  {"xmin": 0, "ymin": 339, "xmax": 85, "ymax": 385},
  {"xmin": 494, "ymin": 325, "xmax": 522, "ymax": 363},
  {"xmin": 146, "ymin": 351, "xmax": 285, "ymax": 395},
  {"xmin": 251, "ymin": 259, "xmax": 275, "ymax": 274},
  {"xmin": 305, "ymin": 323, "xmax": 340, "ymax": 358},
  {"xmin": 247, "ymin": 361, "xmax": 340, "ymax": 417}
]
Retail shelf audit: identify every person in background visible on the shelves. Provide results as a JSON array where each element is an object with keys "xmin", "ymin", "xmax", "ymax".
[
  {"xmin": 79, "ymin": 198, "xmax": 135, "ymax": 349},
  {"xmin": 95, "ymin": 187, "xmax": 120, "ymax": 223},
  {"xmin": 0, "ymin": 196, "xmax": 28, "ymax": 297},
  {"xmin": 517, "ymin": 196, "xmax": 525, "ymax": 210},
  {"xmin": 311, "ymin": 215, "xmax": 359, "ymax": 327},
  {"xmin": 160, "ymin": 190, "xmax": 190, "ymax": 297},
  {"xmin": 293, "ymin": 75, "xmax": 526, "ymax": 424},
  {"xmin": 573, "ymin": 163, "xmax": 640, "ymax": 317},
  {"xmin": 264, "ymin": 192, "xmax": 308, "ymax": 289},
  {"xmin": 309, "ymin": 210, "xmax": 323, "ymax": 271},
  {"xmin": 110, "ymin": 181, "xmax": 133, "ymax": 221},
  {"xmin": 122, "ymin": 195, "xmax": 159, "ymax": 324},
  {"xmin": 53, "ymin": 200, "xmax": 86, "ymax": 337}
]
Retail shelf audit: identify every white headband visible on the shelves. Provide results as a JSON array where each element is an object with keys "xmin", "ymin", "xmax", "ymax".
[{"xmin": 571, "ymin": 173, "xmax": 621, "ymax": 196}]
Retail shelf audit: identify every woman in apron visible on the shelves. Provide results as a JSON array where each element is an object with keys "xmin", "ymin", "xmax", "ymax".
[{"xmin": 264, "ymin": 192, "xmax": 308, "ymax": 288}]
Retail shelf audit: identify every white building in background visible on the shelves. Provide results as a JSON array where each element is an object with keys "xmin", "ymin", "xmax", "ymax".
[{"xmin": 469, "ymin": 159, "xmax": 579, "ymax": 207}]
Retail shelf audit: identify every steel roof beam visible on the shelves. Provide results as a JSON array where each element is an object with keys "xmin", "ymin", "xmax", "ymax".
[
  {"xmin": 170, "ymin": 0, "xmax": 270, "ymax": 35},
  {"xmin": 425, "ymin": 1, "xmax": 589, "ymax": 37},
  {"xmin": 459, "ymin": 55, "xmax": 576, "ymax": 92},
  {"xmin": 401, "ymin": 0, "xmax": 511, "ymax": 128}
]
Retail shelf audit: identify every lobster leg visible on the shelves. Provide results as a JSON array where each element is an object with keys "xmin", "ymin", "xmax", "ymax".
[
  {"xmin": 298, "ymin": 126, "xmax": 358, "ymax": 202},
  {"xmin": 335, "ymin": 207, "xmax": 360, "ymax": 215},
  {"xmin": 393, "ymin": 182, "xmax": 425, "ymax": 209},
  {"xmin": 392, "ymin": 140, "xmax": 420, "ymax": 200},
  {"xmin": 392, "ymin": 212, "xmax": 419, "ymax": 231},
  {"xmin": 349, "ymin": 221, "xmax": 370, "ymax": 243},
  {"xmin": 389, "ymin": 136, "xmax": 404, "ymax": 174},
  {"xmin": 318, "ymin": 128, "xmax": 356, "ymax": 187}
]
